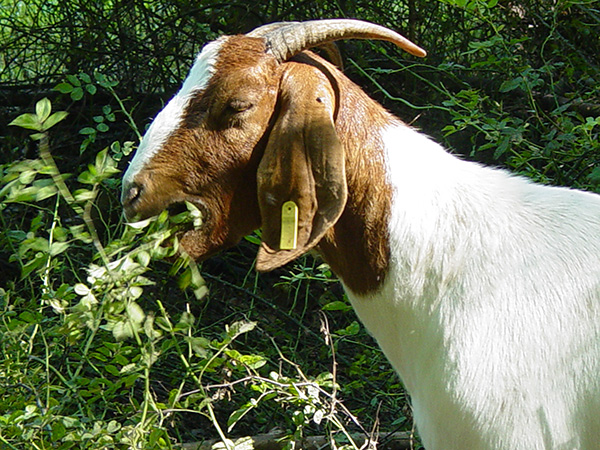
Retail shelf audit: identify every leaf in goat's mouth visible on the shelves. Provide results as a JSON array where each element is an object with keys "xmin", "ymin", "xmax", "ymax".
[
  {"xmin": 126, "ymin": 217, "xmax": 155, "ymax": 229},
  {"xmin": 185, "ymin": 201, "xmax": 204, "ymax": 229},
  {"xmin": 125, "ymin": 202, "xmax": 205, "ymax": 232},
  {"xmin": 168, "ymin": 201, "xmax": 204, "ymax": 229}
]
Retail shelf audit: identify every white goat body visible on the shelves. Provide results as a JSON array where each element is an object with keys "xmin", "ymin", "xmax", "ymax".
[
  {"xmin": 121, "ymin": 20, "xmax": 600, "ymax": 450},
  {"xmin": 354, "ymin": 123, "xmax": 600, "ymax": 449}
]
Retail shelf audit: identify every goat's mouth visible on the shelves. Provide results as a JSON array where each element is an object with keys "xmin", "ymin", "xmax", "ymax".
[
  {"xmin": 167, "ymin": 201, "xmax": 190, "ymax": 216},
  {"xmin": 166, "ymin": 198, "xmax": 209, "ymax": 231}
]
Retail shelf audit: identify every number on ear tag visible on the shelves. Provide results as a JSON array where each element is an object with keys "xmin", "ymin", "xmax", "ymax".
[{"xmin": 280, "ymin": 201, "xmax": 298, "ymax": 250}]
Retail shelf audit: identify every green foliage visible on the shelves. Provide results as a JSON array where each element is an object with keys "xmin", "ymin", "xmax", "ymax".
[
  {"xmin": 433, "ymin": 7, "xmax": 600, "ymax": 188},
  {"xmin": 8, "ymin": 98, "xmax": 68, "ymax": 140},
  {"xmin": 1, "ymin": 94, "xmax": 396, "ymax": 449}
]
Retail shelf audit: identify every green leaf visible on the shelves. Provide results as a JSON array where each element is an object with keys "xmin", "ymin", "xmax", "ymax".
[
  {"xmin": 178, "ymin": 268, "xmax": 192, "ymax": 290},
  {"xmin": 137, "ymin": 250, "xmax": 151, "ymax": 267},
  {"xmin": 587, "ymin": 166, "xmax": 600, "ymax": 185},
  {"xmin": 30, "ymin": 132, "xmax": 46, "ymax": 141},
  {"xmin": 49, "ymin": 241, "xmax": 70, "ymax": 256},
  {"xmin": 18, "ymin": 170, "xmax": 36, "ymax": 184},
  {"xmin": 79, "ymin": 127, "xmax": 96, "ymax": 135},
  {"xmin": 95, "ymin": 148, "xmax": 110, "ymax": 170},
  {"xmin": 176, "ymin": 311, "xmax": 195, "ymax": 330},
  {"xmin": 51, "ymin": 421, "xmax": 67, "ymax": 441},
  {"xmin": 188, "ymin": 336, "xmax": 211, "ymax": 358},
  {"xmin": 73, "ymin": 188, "xmax": 96, "ymax": 201},
  {"xmin": 129, "ymin": 286, "xmax": 143, "ymax": 300},
  {"xmin": 244, "ymin": 234, "xmax": 261, "ymax": 245},
  {"xmin": 235, "ymin": 353, "xmax": 267, "ymax": 369},
  {"xmin": 322, "ymin": 300, "xmax": 352, "ymax": 312},
  {"xmin": 227, "ymin": 321, "xmax": 256, "ymax": 338},
  {"xmin": 336, "ymin": 321, "xmax": 361, "ymax": 336},
  {"xmin": 106, "ymin": 420, "xmax": 121, "ymax": 433},
  {"xmin": 499, "ymin": 77, "xmax": 523, "ymax": 93},
  {"xmin": 34, "ymin": 184, "xmax": 58, "ymax": 201},
  {"xmin": 96, "ymin": 123, "xmax": 110, "ymax": 132},
  {"xmin": 112, "ymin": 320, "xmax": 134, "ymax": 341},
  {"xmin": 227, "ymin": 402, "xmax": 256, "ymax": 432},
  {"xmin": 21, "ymin": 253, "xmax": 47, "ymax": 279},
  {"xmin": 8, "ymin": 113, "xmax": 42, "ymax": 131},
  {"xmin": 53, "ymin": 226, "xmax": 69, "ymax": 242},
  {"xmin": 42, "ymin": 111, "xmax": 68, "ymax": 131},
  {"xmin": 54, "ymin": 82, "xmax": 74, "ymax": 94},
  {"xmin": 36, "ymin": 98, "xmax": 52, "ymax": 123},
  {"xmin": 105, "ymin": 364, "xmax": 120, "ymax": 376},
  {"xmin": 66, "ymin": 74, "xmax": 81, "ymax": 86},
  {"xmin": 71, "ymin": 87, "xmax": 84, "ymax": 101},
  {"xmin": 77, "ymin": 171, "xmax": 96, "ymax": 185},
  {"xmin": 126, "ymin": 302, "xmax": 145, "ymax": 325}
]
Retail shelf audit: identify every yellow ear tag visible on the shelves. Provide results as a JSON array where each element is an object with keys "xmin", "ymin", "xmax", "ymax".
[{"xmin": 280, "ymin": 201, "xmax": 298, "ymax": 250}]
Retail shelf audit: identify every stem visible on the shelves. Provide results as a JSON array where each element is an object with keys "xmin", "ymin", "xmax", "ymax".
[
  {"xmin": 105, "ymin": 83, "xmax": 142, "ymax": 141},
  {"xmin": 41, "ymin": 194, "xmax": 60, "ymax": 298},
  {"xmin": 38, "ymin": 134, "xmax": 77, "ymax": 207},
  {"xmin": 38, "ymin": 132, "xmax": 110, "ymax": 266},
  {"xmin": 205, "ymin": 402, "xmax": 235, "ymax": 450}
]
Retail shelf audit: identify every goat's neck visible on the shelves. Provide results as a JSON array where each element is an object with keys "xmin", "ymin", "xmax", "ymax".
[{"xmin": 317, "ymin": 88, "xmax": 397, "ymax": 295}]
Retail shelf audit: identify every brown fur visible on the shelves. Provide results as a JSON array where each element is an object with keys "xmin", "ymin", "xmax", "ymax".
[
  {"xmin": 316, "ymin": 59, "xmax": 395, "ymax": 294},
  {"xmin": 124, "ymin": 36, "xmax": 396, "ymax": 295}
]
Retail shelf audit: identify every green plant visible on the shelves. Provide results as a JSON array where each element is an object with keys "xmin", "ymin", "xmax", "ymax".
[{"xmin": 1, "ymin": 93, "xmax": 400, "ymax": 449}]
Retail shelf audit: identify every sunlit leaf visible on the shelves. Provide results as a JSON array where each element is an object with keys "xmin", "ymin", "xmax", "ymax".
[
  {"xmin": 126, "ymin": 302, "xmax": 145, "ymax": 325},
  {"xmin": 49, "ymin": 241, "xmax": 70, "ymax": 256},
  {"xmin": 126, "ymin": 217, "xmax": 154, "ymax": 229},
  {"xmin": 8, "ymin": 113, "xmax": 41, "ymax": 131},
  {"xmin": 43, "ymin": 111, "xmax": 68, "ymax": 130},
  {"xmin": 74, "ymin": 283, "xmax": 90, "ymax": 296},
  {"xmin": 35, "ymin": 98, "xmax": 52, "ymax": 123}
]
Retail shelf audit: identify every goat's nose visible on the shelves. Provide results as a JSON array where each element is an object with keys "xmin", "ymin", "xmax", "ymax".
[{"xmin": 121, "ymin": 181, "xmax": 142, "ymax": 207}]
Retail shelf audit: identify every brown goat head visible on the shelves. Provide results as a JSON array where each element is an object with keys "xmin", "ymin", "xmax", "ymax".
[{"xmin": 121, "ymin": 20, "xmax": 425, "ymax": 268}]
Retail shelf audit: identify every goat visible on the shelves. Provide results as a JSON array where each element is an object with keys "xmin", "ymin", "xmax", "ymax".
[{"xmin": 121, "ymin": 19, "xmax": 600, "ymax": 450}]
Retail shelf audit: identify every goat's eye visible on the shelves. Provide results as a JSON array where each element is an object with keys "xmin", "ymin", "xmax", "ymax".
[{"xmin": 227, "ymin": 99, "xmax": 253, "ymax": 113}]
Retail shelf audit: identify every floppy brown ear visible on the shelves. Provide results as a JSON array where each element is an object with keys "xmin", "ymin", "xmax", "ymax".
[{"xmin": 256, "ymin": 62, "xmax": 347, "ymax": 271}]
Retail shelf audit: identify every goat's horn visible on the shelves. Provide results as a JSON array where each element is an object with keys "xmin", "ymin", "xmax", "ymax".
[
  {"xmin": 248, "ymin": 22, "xmax": 344, "ymax": 68},
  {"xmin": 247, "ymin": 22, "xmax": 297, "ymax": 37},
  {"xmin": 255, "ymin": 19, "xmax": 427, "ymax": 62}
]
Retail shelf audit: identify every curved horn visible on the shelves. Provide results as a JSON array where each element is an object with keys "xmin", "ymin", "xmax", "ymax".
[
  {"xmin": 248, "ymin": 22, "xmax": 344, "ymax": 69},
  {"xmin": 246, "ymin": 22, "xmax": 297, "ymax": 37},
  {"xmin": 255, "ymin": 19, "xmax": 427, "ymax": 62}
]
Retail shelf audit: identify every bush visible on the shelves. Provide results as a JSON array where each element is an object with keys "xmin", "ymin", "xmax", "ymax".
[{"xmin": 1, "ymin": 87, "xmax": 408, "ymax": 448}]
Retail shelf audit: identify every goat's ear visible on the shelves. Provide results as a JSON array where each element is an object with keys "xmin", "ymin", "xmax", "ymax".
[{"xmin": 255, "ymin": 64, "xmax": 347, "ymax": 271}]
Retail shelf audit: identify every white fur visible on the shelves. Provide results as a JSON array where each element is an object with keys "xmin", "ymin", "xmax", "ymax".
[
  {"xmin": 123, "ymin": 38, "xmax": 226, "ymax": 186},
  {"xmin": 346, "ymin": 123, "xmax": 600, "ymax": 450}
]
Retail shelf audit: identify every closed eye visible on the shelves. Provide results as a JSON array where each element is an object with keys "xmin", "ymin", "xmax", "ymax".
[{"xmin": 227, "ymin": 99, "xmax": 253, "ymax": 113}]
